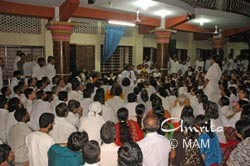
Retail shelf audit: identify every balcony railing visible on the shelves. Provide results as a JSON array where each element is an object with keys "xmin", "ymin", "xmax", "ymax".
[{"xmin": 181, "ymin": 0, "xmax": 250, "ymax": 17}]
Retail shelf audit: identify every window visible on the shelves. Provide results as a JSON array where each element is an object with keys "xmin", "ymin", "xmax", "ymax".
[
  {"xmin": 0, "ymin": 45, "xmax": 44, "ymax": 81},
  {"xmin": 101, "ymin": 46, "xmax": 133, "ymax": 73}
]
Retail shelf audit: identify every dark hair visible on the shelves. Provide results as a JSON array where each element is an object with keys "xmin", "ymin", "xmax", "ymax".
[
  {"xmin": 71, "ymin": 78, "xmax": 80, "ymax": 91},
  {"xmin": 235, "ymin": 119, "xmax": 250, "ymax": 139},
  {"xmin": 118, "ymin": 142, "xmax": 143, "ymax": 166},
  {"xmin": 122, "ymin": 78, "xmax": 131, "ymax": 87},
  {"xmin": 0, "ymin": 144, "xmax": 9, "ymax": 164},
  {"xmin": 133, "ymin": 87, "xmax": 140, "ymax": 95},
  {"xmin": 135, "ymin": 104, "xmax": 145, "ymax": 129},
  {"xmin": 39, "ymin": 113, "xmax": 54, "ymax": 128},
  {"xmin": 204, "ymin": 101, "xmax": 219, "ymax": 119},
  {"xmin": 117, "ymin": 108, "xmax": 131, "ymax": 144},
  {"xmin": 86, "ymin": 83, "xmax": 94, "ymax": 94},
  {"xmin": 44, "ymin": 91, "xmax": 53, "ymax": 102},
  {"xmin": 181, "ymin": 106, "xmax": 195, "ymax": 139},
  {"xmin": 140, "ymin": 89, "xmax": 149, "ymax": 103},
  {"xmin": 238, "ymin": 100, "xmax": 249, "ymax": 108},
  {"xmin": 229, "ymin": 86, "xmax": 237, "ymax": 96},
  {"xmin": 13, "ymin": 70, "xmax": 21, "ymax": 77},
  {"xmin": 38, "ymin": 57, "xmax": 45, "ymax": 64},
  {"xmin": 220, "ymin": 96, "xmax": 230, "ymax": 106},
  {"xmin": 143, "ymin": 114, "xmax": 160, "ymax": 133},
  {"xmin": 36, "ymin": 80, "xmax": 43, "ymax": 89},
  {"xmin": 24, "ymin": 88, "xmax": 34, "ymax": 99},
  {"xmin": 53, "ymin": 76, "xmax": 59, "ymax": 85},
  {"xmin": 0, "ymin": 95, "xmax": 7, "ymax": 109},
  {"xmin": 83, "ymin": 140, "xmax": 100, "ymax": 164},
  {"xmin": 83, "ymin": 89, "xmax": 91, "ymax": 98},
  {"xmin": 28, "ymin": 78, "xmax": 35, "ymax": 86},
  {"xmin": 14, "ymin": 108, "xmax": 28, "ymax": 122},
  {"xmin": 223, "ymin": 89, "xmax": 231, "ymax": 98},
  {"xmin": 47, "ymin": 56, "xmax": 54, "ymax": 63},
  {"xmin": 127, "ymin": 93, "xmax": 137, "ymax": 103},
  {"xmin": 114, "ymin": 85, "xmax": 122, "ymax": 96},
  {"xmin": 100, "ymin": 121, "xmax": 116, "ymax": 144},
  {"xmin": 55, "ymin": 103, "xmax": 69, "ymax": 117},
  {"xmin": 1, "ymin": 87, "xmax": 8, "ymax": 96},
  {"xmin": 58, "ymin": 91, "xmax": 68, "ymax": 101},
  {"xmin": 241, "ymin": 104, "xmax": 250, "ymax": 121},
  {"xmin": 158, "ymin": 86, "xmax": 168, "ymax": 97},
  {"xmin": 68, "ymin": 100, "xmax": 80, "ymax": 112},
  {"xmin": 8, "ymin": 97, "xmax": 20, "ymax": 112},
  {"xmin": 68, "ymin": 131, "xmax": 89, "ymax": 151},
  {"xmin": 196, "ymin": 115, "xmax": 214, "ymax": 138},
  {"xmin": 93, "ymin": 93, "xmax": 105, "ymax": 105},
  {"xmin": 150, "ymin": 94, "xmax": 162, "ymax": 108},
  {"xmin": 36, "ymin": 90, "xmax": 44, "ymax": 100}
]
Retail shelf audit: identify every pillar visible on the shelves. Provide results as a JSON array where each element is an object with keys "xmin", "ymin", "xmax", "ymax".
[
  {"xmin": 155, "ymin": 30, "xmax": 171, "ymax": 75},
  {"xmin": 49, "ymin": 21, "xmax": 74, "ymax": 79}
]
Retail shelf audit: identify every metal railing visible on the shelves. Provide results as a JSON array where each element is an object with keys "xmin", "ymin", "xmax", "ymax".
[{"xmin": 181, "ymin": 0, "xmax": 250, "ymax": 17}]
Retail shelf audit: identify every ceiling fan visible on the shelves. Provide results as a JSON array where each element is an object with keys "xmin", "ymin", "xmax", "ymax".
[{"xmin": 204, "ymin": 25, "xmax": 223, "ymax": 35}]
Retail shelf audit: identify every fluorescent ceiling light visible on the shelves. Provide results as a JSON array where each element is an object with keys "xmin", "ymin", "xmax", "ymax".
[
  {"xmin": 194, "ymin": 18, "xmax": 210, "ymax": 26},
  {"xmin": 154, "ymin": 10, "xmax": 172, "ymax": 18},
  {"xmin": 133, "ymin": 0, "xmax": 156, "ymax": 10},
  {"xmin": 108, "ymin": 20, "xmax": 135, "ymax": 27}
]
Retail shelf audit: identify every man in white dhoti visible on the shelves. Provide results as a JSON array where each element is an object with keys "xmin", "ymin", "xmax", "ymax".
[
  {"xmin": 169, "ymin": 56, "xmax": 180, "ymax": 74},
  {"xmin": 45, "ymin": 56, "xmax": 56, "ymax": 84},
  {"xmin": 32, "ymin": 57, "xmax": 46, "ymax": 80},
  {"xmin": 203, "ymin": 55, "xmax": 222, "ymax": 103}
]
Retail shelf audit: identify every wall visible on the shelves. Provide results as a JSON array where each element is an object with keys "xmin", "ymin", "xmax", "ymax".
[{"xmin": 0, "ymin": 18, "xmax": 248, "ymax": 71}]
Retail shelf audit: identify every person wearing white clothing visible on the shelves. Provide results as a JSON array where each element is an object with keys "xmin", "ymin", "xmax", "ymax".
[
  {"xmin": 68, "ymin": 78, "xmax": 83, "ymax": 102},
  {"xmin": 32, "ymin": 57, "xmax": 46, "ymax": 80},
  {"xmin": 49, "ymin": 103, "xmax": 77, "ymax": 143},
  {"xmin": 195, "ymin": 57, "xmax": 204, "ymax": 72},
  {"xmin": 121, "ymin": 65, "xmax": 137, "ymax": 85},
  {"xmin": 83, "ymin": 140, "xmax": 100, "ymax": 166},
  {"xmin": 45, "ymin": 56, "xmax": 56, "ymax": 84},
  {"xmin": 23, "ymin": 54, "xmax": 36, "ymax": 77},
  {"xmin": 79, "ymin": 102, "xmax": 105, "ymax": 142},
  {"xmin": 169, "ymin": 57, "xmax": 180, "ymax": 74},
  {"xmin": 80, "ymin": 89, "xmax": 92, "ymax": 118},
  {"xmin": 30, "ymin": 90, "xmax": 53, "ymax": 131},
  {"xmin": 106, "ymin": 85, "xmax": 125, "ymax": 122},
  {"xmin": 170, "ymin": 94, "xmax": 187, "ymax": 123},
  {"xmin": 138, "ymin": 115, "xmax": 171, "ymax": 166},
  {"xmin": 14, "ymin": 51, "xmax": 22, "ymax": 71},
  {"xmin": 0, "ymin": 96, "xmax": 8, "ymax": 143},
  {"xmin": 23, "ymin": 88, "xmax": 36, "ymax": 114},
  {"xmin": 8, "ymin": 108, "xmax": 31, "ymax": 166},
  {"xmin": 67, "ymin": 100, "xmax": 82, "ymax": 128},
  {"xmin": 26, "ymin": 113, "xmax": 55, "ymax": 166},
  {"xmin": 203, "ymin": 55, "xmax": 222, "ymax": 103},
  {"xmin": 100, "ymin": 121, "xmax": 119, "ymax": 166},
  {"xmin": 122, "ymin": 93, "xmax": 138, "ymax": 121}
]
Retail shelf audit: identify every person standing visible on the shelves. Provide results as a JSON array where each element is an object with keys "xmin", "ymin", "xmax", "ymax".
[
  {"xmin": 32, "ymin": 57, "xmax": 46, "ymax": 80},
  {"xmin": 16, "ymin": 52, "xmax": 26, "ymax": 75},
  {"xmin": 45, "ymin": 56, "xmax": 56, "ymax": 86},
  {"xmin": 203, "ymin": 55, "xmax": 222, "ymax": 103}
]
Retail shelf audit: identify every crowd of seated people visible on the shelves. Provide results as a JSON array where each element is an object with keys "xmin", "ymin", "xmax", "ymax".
[{"xmin": 0, "ymin": 51, "xmax": 250, "ymax": 166}]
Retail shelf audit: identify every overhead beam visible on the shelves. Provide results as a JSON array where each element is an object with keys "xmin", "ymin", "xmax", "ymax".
[
  {"xmin": 174, "ymin": 24, "xmax": 214, "ymax": 33},
  {"xmin": 165, "ymin": 14, "xmax": 195, "ymax": 29},
  {"xmin": 0, "ymin": 1, "xmax": 54, "ymax": 18},
  {"xmin": 60, "ymin": 0, "xmax": 79, "ymax": 21},
  {"xmin": 138, "ymin": 25, "xmax": 155, "ymax": 34},
  {"xmin": 222, "ymin": 27, "xmax": 250, "ymax": 37},
  {"xmin": 73, "ymin": 7, "xmax": 160, "ymax": 27}
]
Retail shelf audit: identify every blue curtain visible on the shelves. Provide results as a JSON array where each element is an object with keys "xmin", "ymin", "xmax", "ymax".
[{"xmin": 102, "ymin": 26, "xmax": 125, "ymax": 63}]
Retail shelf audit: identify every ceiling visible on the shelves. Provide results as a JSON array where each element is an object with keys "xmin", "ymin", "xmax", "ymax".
[{"xmin": 2, "ymin": 0, "xmax": 250, "ymax": 35}]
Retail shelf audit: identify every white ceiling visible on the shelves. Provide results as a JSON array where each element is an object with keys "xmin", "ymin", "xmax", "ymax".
[{"xmin": 5, "ymin": 0, "xmax": 250, "ymax": 30}]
